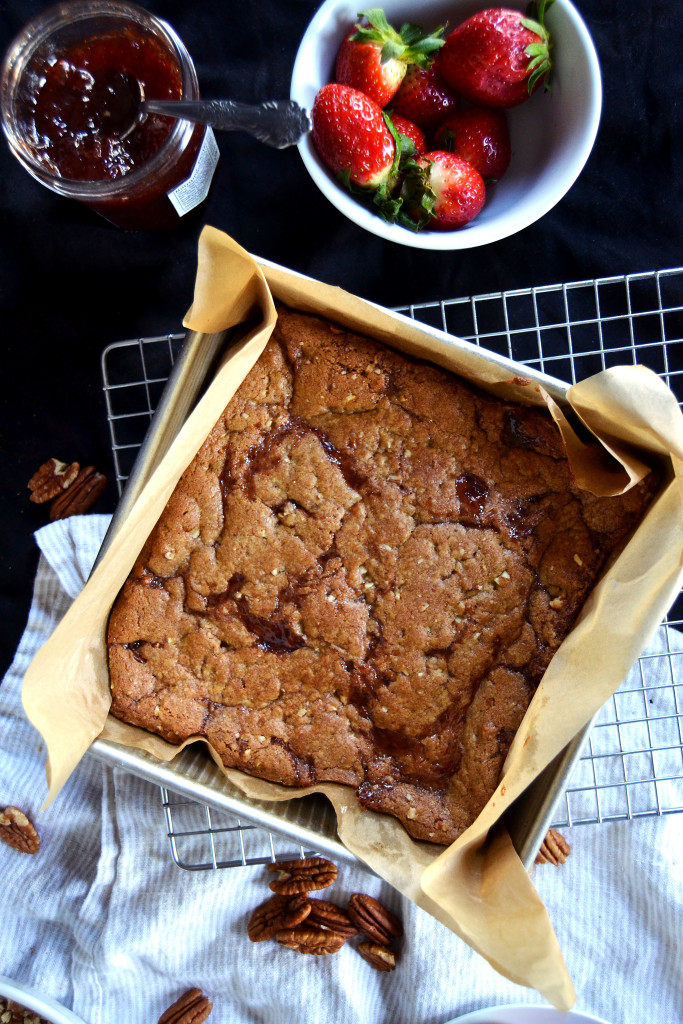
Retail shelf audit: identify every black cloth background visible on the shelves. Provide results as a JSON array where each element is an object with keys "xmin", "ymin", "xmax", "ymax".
[{"xmin": 1, "ymin": 0, "xmax": 681, "ymax": 678}]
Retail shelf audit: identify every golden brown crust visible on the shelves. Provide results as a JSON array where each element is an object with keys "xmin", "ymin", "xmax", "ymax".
[{"xmin": 107, "ymin": 305, "xmax": 656, "ymax": 845}]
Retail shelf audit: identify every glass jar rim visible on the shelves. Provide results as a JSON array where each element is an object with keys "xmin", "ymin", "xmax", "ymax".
[{"xmin": 0, "ymin": 0, "xmax": 199, "ymax": 198}]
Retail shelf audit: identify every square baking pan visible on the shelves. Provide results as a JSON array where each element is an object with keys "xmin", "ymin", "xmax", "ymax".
[{"xmin": 87, "ymin": 258, "xmax": 608, "ymax": 871}]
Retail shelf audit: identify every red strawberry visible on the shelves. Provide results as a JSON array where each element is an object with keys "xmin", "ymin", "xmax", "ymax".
[
  {"xmin": 389, "ymin": 113, "xmax": 427, "ymax": 157},
  {"xmin": 438, "ymin": 2, "xmax": 554, "ymax": 109},
  {"xmin": 390, "ymin": 64, "xmax": 459, "ymax": 131},
  {"xmin": 400, "ymin": 151, "xmax": 485, "ymax": 230},
  {"xmin": 433, "ymin": 107, "xmax": 511, "ymax": 181},
  {"xmin": 311, "ymin": 83, "xmax": 396, "ymax": 189},
  {"xmin": 335, "ymin": 9, "xmax": 445, "ymax": 108}
]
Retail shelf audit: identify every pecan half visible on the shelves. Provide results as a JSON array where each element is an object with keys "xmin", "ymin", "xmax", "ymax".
[
  {"xmin": 275, "ymin": 925, "xmax": 346, "ymax": 955},
  {"xmin": 247, "ymin": 893, "xmax": 311, "ymax": 942},
  {"xmin": 306, "ymin": 898, "xmax": 358, "ymax": 938},
  {"xmin": 28, "ymin": 458, "xmax": 80, "ymax": 503},
  {"xmin": 267, "ymin": 856, "xmax": 338, "ymax": 895},
  {"xmin": 535, "ymin": 828, "xmax": 571, "ymax": 866},
  {"xmin": 49, "ymin": 465, "xmax": 107, "ymax": 521},
  {"xmin": 357, "ymin": 941, "xmax": 397, "ymax": 972},
  {"xmin": 348, "ymin": 893, "xmax": 403, "ymax": 945},
  {"xmin": 157, "ymin": 988, "xmax": 212, "ymax": 1024},
  {"xmin": 0, "ymin": 806, "xmax": 40, "ymax": 854}
]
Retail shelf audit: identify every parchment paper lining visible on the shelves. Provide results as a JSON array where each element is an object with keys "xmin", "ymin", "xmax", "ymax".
[{"xmin": 23, "ymin": 228, "xmax": 683, "ymax": 1010}]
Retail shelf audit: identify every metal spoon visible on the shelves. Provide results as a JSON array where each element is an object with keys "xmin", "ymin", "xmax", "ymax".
[
  {"xmin": 142, "ymin": 97, "xmax": 310, "ymax": 149},
  {"xmin": 110, "ymin": 72, "xmax": 310, "ymax": 149}
]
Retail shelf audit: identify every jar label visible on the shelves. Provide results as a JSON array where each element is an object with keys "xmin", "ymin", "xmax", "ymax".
[{"xmin": 168, "ymin": 127, "xmax": 219, "ymax": 216}]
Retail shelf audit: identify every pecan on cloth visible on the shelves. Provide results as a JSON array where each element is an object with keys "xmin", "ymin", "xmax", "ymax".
[
  {"xmin": 249, "ymin": 856, "xmax": 403, "ymax": 971},
  {"xmin": 275, "ymin": 925, "xmax": 347, "ymax": 956},
  {"xmin": 357, "ymin": 941, "xmax": 397, "ymax": 972},
  {"xmin": 0, "ymin": 806, "xmax": 40, "ymax": 854},
  {"xmin": 348, "ymin": 893, "xmax": 403, "ymax": 946},
  {"xmin": 306, "ymin": 898, "xmax": 358, "ymax": 938},
  {"xmin": 267, "ymin": 856, "xmax": 338, "ymax": 895},
  {"xmin": 535, "ymin": 828, "xmax": 571, "ymax": 866},
  {"xmin": 247, "ymin": 894, "xmax": 311, "ymax": 942},
  {"xmin": 157, "ymin": 988, "xmax": 212, "ymax": 1024}
]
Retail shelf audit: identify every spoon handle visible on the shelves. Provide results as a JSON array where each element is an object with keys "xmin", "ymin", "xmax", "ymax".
[{"xmin": 141, "ymin": 98, "xmax": 310, "ymax": 149}]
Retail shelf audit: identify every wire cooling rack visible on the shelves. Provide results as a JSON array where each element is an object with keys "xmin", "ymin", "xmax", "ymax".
[{"xmin": 101, "ymin": 267, "xmax": 683, "ymax": 871}]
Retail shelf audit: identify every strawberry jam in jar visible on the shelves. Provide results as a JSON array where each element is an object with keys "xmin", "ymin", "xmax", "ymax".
[{"xmin": 1, "ymin": 1, "xmax": 219, "ymax": 229}]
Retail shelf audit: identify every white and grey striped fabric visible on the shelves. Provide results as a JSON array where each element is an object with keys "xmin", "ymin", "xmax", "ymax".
[{"xmin": 0, "ymin": 516, "xmax": 681, "ymax": 1024}]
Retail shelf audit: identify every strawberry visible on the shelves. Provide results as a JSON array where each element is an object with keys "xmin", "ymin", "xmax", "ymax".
[
  {"xmin": 389, "ymin": 113, "xmax": 427, "ymax": 157},
  {"xmin": 390, "ymin": 64, "xmax": 459, "ymax": 131},
  {"xmin": 311, "ymin": 83, "xmax": 397, "ymax": 189},
  {"xmin": 433, "ymin": 107, "xmax": 511, "ymax": 181},
  {"xmin": 335, "ymin": 8, "xmax": 445, "ymax": 108},
  {"xmin": 400, "ymin": 151, "xmax": 485, "ymax": 230},
  {"xmin": 438, "ymin": 2, "xmax": 554, "ymax": 109}
]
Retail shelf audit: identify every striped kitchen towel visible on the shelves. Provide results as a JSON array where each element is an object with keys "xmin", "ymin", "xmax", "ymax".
[{"xmin": 0, "ymin": 515, "xmax": 681, "ymax": 1024}]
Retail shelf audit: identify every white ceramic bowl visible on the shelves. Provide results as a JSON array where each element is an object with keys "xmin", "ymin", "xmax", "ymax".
[
  {"xmin": 0, "ymin": 975, "xmax": 88, "ymax": 1024},
  {"xmin": 291, "ymin": 0, "xmax": 602, "ymax": 249}
]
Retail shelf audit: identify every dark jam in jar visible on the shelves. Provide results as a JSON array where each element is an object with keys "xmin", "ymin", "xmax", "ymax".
[
  {"xmin": 23, "ymin": 28, "xmax": 181, "ymax": 181},
  {"xmin": 4, "ymin": 5, "xmax": 216, "ymax": 229}
]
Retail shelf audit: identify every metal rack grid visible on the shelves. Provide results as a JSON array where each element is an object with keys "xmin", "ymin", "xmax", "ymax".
[
  {"xmin": 159, "ymin": 794, "xmax": 314, "ymax": 871},
  {"xmin": 101, "ymin": 267, "xmax": 683, "ymax": 870}
]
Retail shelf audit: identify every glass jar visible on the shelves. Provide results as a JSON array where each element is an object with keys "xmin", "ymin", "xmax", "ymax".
[{"xmin": 0, "ymin": 0, "xmax": 219, "ymax": 229}]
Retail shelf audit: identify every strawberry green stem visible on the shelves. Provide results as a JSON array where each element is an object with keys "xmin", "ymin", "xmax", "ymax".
[
  {"xmin": 522, "ymin": 0, "xmax": 555, "ymax": 93},
  {"xmin": 351, "ymin": 8, "xmax": 445, "ymax": 69}
]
